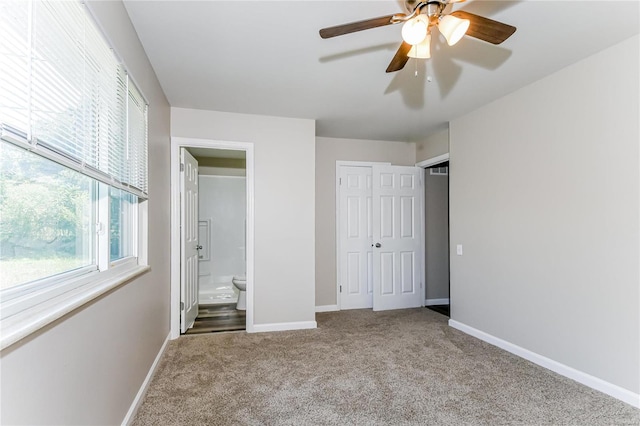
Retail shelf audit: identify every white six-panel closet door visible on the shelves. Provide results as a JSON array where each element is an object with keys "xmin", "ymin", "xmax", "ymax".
[{"xmin": 372, "ymin": 165, "xmax": 424, "ymax": 311}]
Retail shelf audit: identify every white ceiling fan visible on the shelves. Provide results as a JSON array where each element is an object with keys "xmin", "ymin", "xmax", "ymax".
[{"xmin": 320, "ymin": 0, "xmax": 517, "ymax": 72}]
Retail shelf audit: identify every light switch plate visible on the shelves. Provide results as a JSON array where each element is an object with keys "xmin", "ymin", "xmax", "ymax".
[{"xmin": 456, "ymin": 244, "xmax": 463, "ymax": 256}]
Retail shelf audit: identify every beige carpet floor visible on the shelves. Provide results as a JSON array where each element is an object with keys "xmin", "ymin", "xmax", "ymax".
[{"xmin": 133, "ymin": 308, "xmax": 639, "ymax": 425}]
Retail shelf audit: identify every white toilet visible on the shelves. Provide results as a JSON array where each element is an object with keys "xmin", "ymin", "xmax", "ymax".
[{"xmin": 232, "ymin": 275, "xmax": 246, "ymax": 310}]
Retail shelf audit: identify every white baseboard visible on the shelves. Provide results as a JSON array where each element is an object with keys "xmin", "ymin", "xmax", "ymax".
[
  {"xmin": 425, "ymin": 298, "xmax": 450, "ymax": 306},
  {"xmin": 315, "ymin": 305, "xmax": 339, "ymax": 313},
  {"xmin": 251, "ymin": 321, "xmax": 317, "ymax": 333},
  {"xmin": 448, "ymin": 320, "xmax": 640, "ymax": 409},
  {"xmin": 122, "ymin": 332, "xmax": 170, "ymax": 425}
]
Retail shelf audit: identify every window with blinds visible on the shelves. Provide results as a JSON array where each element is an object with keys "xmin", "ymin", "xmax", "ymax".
[
  {"xmin": 0, "ymin": 0, "xmax": 148, "ymax": 297},
  {"xmin": 0, "ymin": 0, "xmax": 148, "ymax": 198}
]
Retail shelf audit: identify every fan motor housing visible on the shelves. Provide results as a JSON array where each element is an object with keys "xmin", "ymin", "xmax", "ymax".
[{"xmin": 404, "ymin": 0, "xmax": 446, "ymax": 23}]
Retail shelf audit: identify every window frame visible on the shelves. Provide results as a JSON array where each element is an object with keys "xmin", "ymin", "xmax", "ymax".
[
  {"xmin": 0, "ymin": 0, "xmax": 150, "ymax": 350},
  {"xmin": 0, "ymin": 143, "xmax": 149, "ymax": 349},
  {"xmin": 108, "ymin": 186, "xmax": 139, "ymax": 263},
  {"xmin": 0, "ymin": 260, "xmax": 150, "ymax": 350}
]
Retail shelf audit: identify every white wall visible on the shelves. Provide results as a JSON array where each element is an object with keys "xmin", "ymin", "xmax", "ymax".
[
  {"xmin": 449, "ymin": 35, "xmax": 639, "ymax": 395},
  {"xmin": 315, "ymin": 136, "xmax": 416, "ymax": 307},
  {"xmin": 171, "ymin": 108, "xmax": 316, "ymax": 325},
  {"xmin": 0, "ymin": 1, "xmax": 171, "ymax": 424},
  {"xmin": 198, "ymin": 176, "xmax": 246, "ymax": 302},
  {"xmin": 415, "ymin": 129, "xmax": 449, "ymax": 163}
]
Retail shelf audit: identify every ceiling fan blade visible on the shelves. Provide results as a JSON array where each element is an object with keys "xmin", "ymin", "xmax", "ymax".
[
  {"xmin": 386, "ymin": 42, "xmax": 412, "ymax": 73},
  {"xmin": 450, "ymin": 10, "xmax": 516, "ymax": 45},
  {"xmin": 320, "ymin": 14, "xmax": 405, "ymax": 39}
]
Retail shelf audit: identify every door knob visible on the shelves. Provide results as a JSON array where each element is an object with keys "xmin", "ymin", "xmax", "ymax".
[
  {"xmin": 196, "ymin": 245, "xmax": 203, "ymax": 250},
  {"xmin": 374, "ymin": 243, "xmax": 381, "ymax": 248}
]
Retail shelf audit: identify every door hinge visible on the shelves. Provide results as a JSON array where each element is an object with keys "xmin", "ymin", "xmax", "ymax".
[
  {"xmin": 180, "ymin": 163, "xmax": 184, "ymax": 172},
  {"xmin": 339, "ymin": 178, "xmax": 342, "ymax": 185},
  {"xmin": 420, "ymin": 282, "xmax": 423, "ymax": 289},
  {"xmin": 340, "ymin": 285, "xmax": 342, "ymax": 293},
  {"xmin": 180, "ymin": 301, "xmax": 184, "ymax": 310}
]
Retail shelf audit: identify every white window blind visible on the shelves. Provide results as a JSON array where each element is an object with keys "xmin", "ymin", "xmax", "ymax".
[
  {"xmin": 127, "ymin": 81, "xmax": 148, "ymax": 194},
  {"xmin": 0, "ymin": 1, "xmax": 30, "ymax": 134},
  {"xmin": 0, "ymin": 0, "xmax": 148, "ymax": 199}
]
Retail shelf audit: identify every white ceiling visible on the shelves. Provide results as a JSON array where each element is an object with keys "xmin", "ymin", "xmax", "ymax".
[{"xmin": 124, "ymin": 1, "xmax": 639, "ymax": 142}]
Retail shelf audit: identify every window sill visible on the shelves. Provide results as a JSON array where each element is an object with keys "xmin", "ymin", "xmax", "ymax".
[{"xmin": 0, "ymin": 264, "xmax": 150, "ymax": 351}]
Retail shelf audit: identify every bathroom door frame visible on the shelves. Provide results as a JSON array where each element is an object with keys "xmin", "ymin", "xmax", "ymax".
[{"xmin": 170, "ymin": 137, "xmax": 255, "ymax": 339}]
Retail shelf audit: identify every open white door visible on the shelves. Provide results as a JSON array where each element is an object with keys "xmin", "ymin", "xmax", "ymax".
[
  {"xmin": 180, "ymin": 148, "xmax": 199, "ymax": 332},
  {"xmin": 372, "ymin": 165, "xmax": 423, "ymax": 311},
  {"xmin": 338, "ymin": 166, "xmax": 374, "ymax": 309}
]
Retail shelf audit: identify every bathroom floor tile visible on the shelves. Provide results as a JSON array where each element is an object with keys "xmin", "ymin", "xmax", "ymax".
[{"xmin": 185, "ymin": 303, "xmax": 246, "ymax": 334}]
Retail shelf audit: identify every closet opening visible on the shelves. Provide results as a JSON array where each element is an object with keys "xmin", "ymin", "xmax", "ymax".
[{"xmin": 418, "ymin": 154, "xmax": 450, "ymax": 318}]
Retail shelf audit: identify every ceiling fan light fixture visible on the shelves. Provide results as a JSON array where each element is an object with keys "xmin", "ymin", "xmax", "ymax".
[
  {"xmin": 408, "ymin": 33, "xmax": 431, "ymax": 59},
  {"xmin": 438, "ymin": 14, "xmax": 470, "ymax": 46},
  {"xmin": 319, "ymin": 3, "xmax": 517, "ymax": 74},
  {"xmin": 401, "ymin": 16, "xmax": 428, "ymax": 45}
]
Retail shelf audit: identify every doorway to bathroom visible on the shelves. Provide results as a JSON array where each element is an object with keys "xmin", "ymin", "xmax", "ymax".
[
  {"xmin": 170, "ymin": 137, "xmax": 255, "ymax": 339},
  {"xmin": 188, "ymin": 148, "xmax": 247, "ymax": 334}
]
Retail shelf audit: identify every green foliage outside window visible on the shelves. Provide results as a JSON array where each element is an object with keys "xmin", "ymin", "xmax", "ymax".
[{"xmin": 0, "ymin": 142, "xmax": 93, "ymax": 286}]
